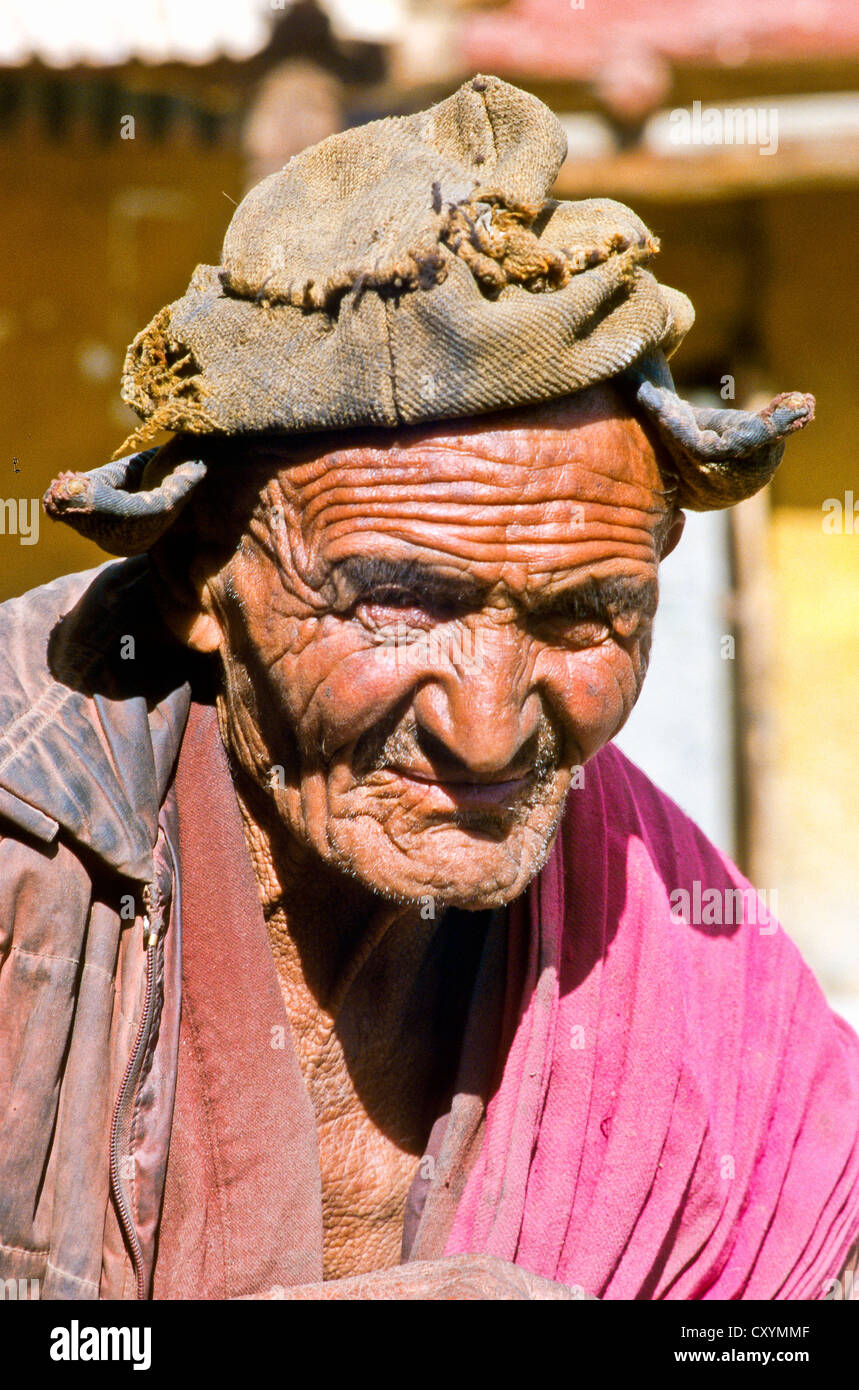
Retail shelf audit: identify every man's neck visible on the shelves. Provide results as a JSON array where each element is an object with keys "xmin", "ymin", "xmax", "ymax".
[{"xmin": 231, "ymin": 773, "xmax": 428, "ymax": 1020}]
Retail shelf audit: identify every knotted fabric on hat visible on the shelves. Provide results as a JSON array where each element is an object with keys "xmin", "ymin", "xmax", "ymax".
[{"xmin": 45, "ymin": 75, "xmax": 813, "ymax": 555}]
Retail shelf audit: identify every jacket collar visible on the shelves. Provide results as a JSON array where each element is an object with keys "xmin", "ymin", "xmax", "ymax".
[{"xmin": 0, "ymin": 558, "xmax": 194, "ymax": 882}]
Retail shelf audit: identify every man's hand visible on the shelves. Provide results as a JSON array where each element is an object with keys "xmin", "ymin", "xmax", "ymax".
[{"xmin": 244, "ymin": 1255, "xmax": 593, "ymax": 1300}]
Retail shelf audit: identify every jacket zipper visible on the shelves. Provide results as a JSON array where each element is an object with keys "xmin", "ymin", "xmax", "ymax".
[{"xmin": 109, "ymin": 891, "xmax": 163, "ymax": 1300}]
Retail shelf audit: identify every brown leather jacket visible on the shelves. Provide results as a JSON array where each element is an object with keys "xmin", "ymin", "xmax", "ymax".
[{"xmin": 0, "ymin": 559, "xmax": 189, "ymax": 1298}]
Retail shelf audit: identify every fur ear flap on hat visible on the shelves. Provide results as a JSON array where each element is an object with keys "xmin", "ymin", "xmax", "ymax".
[
  {"xmin": 626, "ymin": 353, "xmax": 814, "ymax": 511},
  {"xmin": 43, "ymin": 450, "xmax": 207, "ymax": 556}
]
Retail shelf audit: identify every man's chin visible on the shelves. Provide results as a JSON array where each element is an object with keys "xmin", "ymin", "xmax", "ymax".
[{"xmin": 325, "ymin": 816, "xmax": 564, "ymax": 913}]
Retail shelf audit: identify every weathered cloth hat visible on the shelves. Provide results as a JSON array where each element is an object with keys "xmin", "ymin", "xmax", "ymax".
[{"xmin": 46, "ymin": 75, "xmax": 813, "ymax": 555}]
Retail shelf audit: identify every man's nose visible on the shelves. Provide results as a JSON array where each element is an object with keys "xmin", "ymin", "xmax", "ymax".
[{"xmin": 410, "ymin": 630, "xmax": 542, "ymax": 777}]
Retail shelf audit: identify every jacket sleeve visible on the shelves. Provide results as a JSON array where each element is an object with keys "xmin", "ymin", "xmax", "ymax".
[{"xmin": 0, "ymin": 830, "xmax": 122, "ymax": 1298}]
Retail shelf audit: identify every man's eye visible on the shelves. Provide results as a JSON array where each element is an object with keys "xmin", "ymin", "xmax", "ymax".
[
  {"xmin": 531, "ymin": 608, "xmax": 614, "ymax": 648},
  {"xmin": 354, "ymin": 592, "xmax": 436, "ymax": 632},
  {"xmin": 552, "ymin": 619, "xmax": 613, "ymax": 649},
  {"xmin": 535, "ymin": 607, "xmax": 644, "ymax": 648}
]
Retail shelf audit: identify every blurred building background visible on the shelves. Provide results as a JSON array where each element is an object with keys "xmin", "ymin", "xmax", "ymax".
[{"xmin": 0, "ymin": 0, "xmax": 856, "ymax": 1021}]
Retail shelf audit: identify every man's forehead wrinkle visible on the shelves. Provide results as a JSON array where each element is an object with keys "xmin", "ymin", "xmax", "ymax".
[
  {"xmin": 377, "ymin": 396, "xmax": 641, "ymax": 462},
  {"xmin": 307, "ymin": 517, "xmax": 656, "ymax": 564},
  {"xmin": 238, "ymin": 385, "xmax": 658, "ymax": 485},
  {"xmin": 283, "ymin": 459, "xmax": 666, "ymax": 535},
  {"xmin": 294, "ymin": 473, "xmax": 661, "ymax": 515},
  {"xmin": 296, "ymin": 486, "xmax": 521, "ymax": 536},
  {"xmin": 290, "ymin": 483, "xmax": 666, "ymax": 556},
  {"xmin": 244, "ymin": 484, "xmax": 335, "ymax": 609},
  {"xmin": 311, "ymin": 511, "xmax": 661, "ymax": 567},
  {"xmin": 278, "ymin": 407, "xmax": 658, "ymax": 484},
  {"xmin": 516, "ymin": 555, "xmax": 658, "ymax": 600},
  {"xmin": 381, "ymin": 432, "xmax": 570, "ymax": 472},
  {"xmin": 289, "ymin": 438, "xmax": 655, "ymax": 482},
  {"xmin": 309, "ymin": 505, "xmax": 662, "ymax": 558},
  {"xmin": 287, "ymin": 459, "xmax": 535, "ymax": 515}
]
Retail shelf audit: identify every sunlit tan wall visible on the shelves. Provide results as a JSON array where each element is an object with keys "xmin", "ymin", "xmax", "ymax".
[
  {"xmin": 630, "ymin": 187, "xmax": 859, "ymax": 1011},
  {"xmin": 0, "ymin": 124, "xmax": 243, "ymax": 600},
  {"xmin": 767, "ymin": 512, "xmax": 859, "ymax": 1017},
  {"xmin": 759, "ymin": 191, "xmax": 858, "ymax": 1015}
]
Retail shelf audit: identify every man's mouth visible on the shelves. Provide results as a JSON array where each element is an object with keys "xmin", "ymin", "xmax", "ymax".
[{"xmin": 382, "ymin": 766, "xmax": 534, "ymax": 813}]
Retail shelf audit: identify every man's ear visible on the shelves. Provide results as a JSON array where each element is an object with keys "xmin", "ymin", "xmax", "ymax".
[
  {"xmin": 149, "ymin": 543, "xmax": 224, "ymax": 654},
  {"xmin": 659, "ymin": 510, "xmax": 686, "ymax": 560},
  {"xmin": 168, "ymin": 599, "xmax": 222, "ymax": 654}
]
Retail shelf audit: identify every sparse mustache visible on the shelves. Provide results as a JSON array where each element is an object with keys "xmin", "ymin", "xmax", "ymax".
[{"xmin": 351, "ymin": 711, "xmax": 564, "ymax": 785}]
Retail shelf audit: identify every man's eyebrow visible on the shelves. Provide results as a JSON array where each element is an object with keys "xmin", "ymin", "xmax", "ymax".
[
  {"xmin": 330, "ymin": 556, "xmax": 486, "ymax": 605},
  {"xmin": 330, "ymin": 558, "xmax": 657, "ymax": 620},
  {"xmin": 527, "ymin": 574, "xmax": 659, "ymax": 620}
]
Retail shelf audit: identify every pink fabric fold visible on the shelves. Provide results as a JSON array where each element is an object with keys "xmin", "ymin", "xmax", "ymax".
[{"xmin": 446, "ymin": 743, "xmax": 859, "ymax": 1300}]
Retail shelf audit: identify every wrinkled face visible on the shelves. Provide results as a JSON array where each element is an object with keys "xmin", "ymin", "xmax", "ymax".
[{"xmin": 196, "ymin": 385, "xmax": 679, "ymax": 910}]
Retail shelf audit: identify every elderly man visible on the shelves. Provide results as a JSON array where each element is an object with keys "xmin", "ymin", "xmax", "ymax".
[{"xmin": 1, "ymin": 77, "xmax": 857, "ymax": 1302}]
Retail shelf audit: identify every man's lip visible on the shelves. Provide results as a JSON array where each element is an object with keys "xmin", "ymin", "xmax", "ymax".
[{"xmin": 385, "ymin": 767, "xmax": 531, "ymax": 808}]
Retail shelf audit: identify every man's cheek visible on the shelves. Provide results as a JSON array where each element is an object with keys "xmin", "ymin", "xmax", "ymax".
[
  {"xmin": 265, "ymin": 631, "xmax": 424, "ymax": 751},
  {"xmin": 538, "ymin": 646, "xmax": 641, "ymax": 760}
]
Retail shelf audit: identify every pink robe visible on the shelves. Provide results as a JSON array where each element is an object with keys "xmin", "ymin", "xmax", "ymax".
[
  {"xmin": 156, "ymin": 704, "xmax": 859, "ymax": 1299},
  {"xmin": 446, "ymin": 743, "xmax": 859, "ymax": 1298}
]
